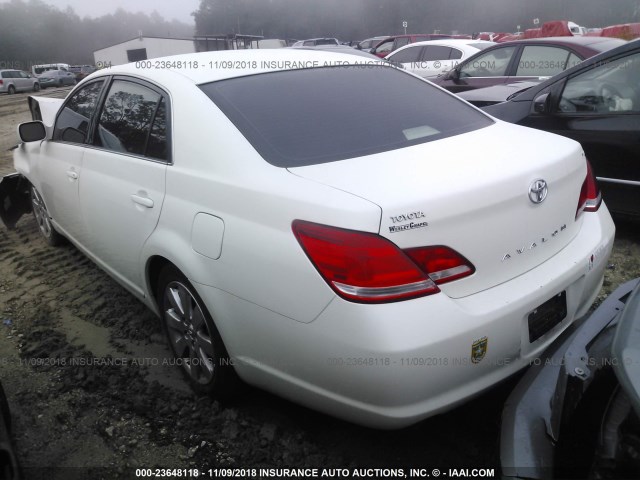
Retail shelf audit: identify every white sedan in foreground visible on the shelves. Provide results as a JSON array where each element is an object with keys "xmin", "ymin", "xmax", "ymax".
[
  {"xmin": 386, "ymin": 39, "xmax": 495, "ymax": 78},
  {"xmin": 0, "ymin": 49, "xmax": 615, "ymax": 428}
]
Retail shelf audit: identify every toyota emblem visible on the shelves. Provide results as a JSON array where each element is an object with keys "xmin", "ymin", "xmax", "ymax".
[{"xmin": 529, "ymin": 179, "xmax": 548, "ymax": 204}]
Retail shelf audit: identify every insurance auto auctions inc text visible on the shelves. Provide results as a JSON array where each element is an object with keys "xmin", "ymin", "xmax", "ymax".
[{"xmin": 210, "ymin": 467, "xmax": 496, "ymax": 478}]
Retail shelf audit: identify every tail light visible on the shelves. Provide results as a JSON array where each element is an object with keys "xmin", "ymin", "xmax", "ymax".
[
  {"xmin": 0, "ymin": 80, "xmax": 3, "ymax": 86},
  {"xmin": 292, "ymin": 220, "xmax": 474, "ymax": 303},
  {"xmin": 576, "ymin": 160, "xmax": 602, "ymax": 219}
]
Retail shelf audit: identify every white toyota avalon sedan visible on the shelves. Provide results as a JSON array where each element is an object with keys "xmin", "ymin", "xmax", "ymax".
[{"xmin": 0, "ymin": 49, "xmax": 615, "ymax": 428}]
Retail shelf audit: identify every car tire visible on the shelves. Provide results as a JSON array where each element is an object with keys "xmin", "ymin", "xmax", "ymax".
[
  {"xmin": 0, "ymin": 382, "xmax": 11, "ymax": 433},
  {"xmin": 157, "ymin": 265, "xmax": 239, "ymax": 398},
  {"xmin": 7, "ymin": 85, "xmax": 15, "ymax": 95},
  {"xmin": 30, "ymin": 186, "xmax": 63, "ymax": 246},
  {"xmin": 33, "ymin": 83, "xmax": 40, "ymax": 92}
]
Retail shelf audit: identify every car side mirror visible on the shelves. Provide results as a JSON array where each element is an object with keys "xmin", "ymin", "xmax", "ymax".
[
  {"xmin": 17, "ymin": 121, "xmax": 46, "ymax": 142},
  {"xmin": 534, "ymin": 93, "xmax": 550, "ymax": 114},
  {"xmin": 446, "ymin": 68, "xmax": 460, "ymax": 80}
]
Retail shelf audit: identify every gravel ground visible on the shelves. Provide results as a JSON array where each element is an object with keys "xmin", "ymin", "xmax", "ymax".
[{"xmin": 0, "ymin": 88, "xmax": 638, "ymax": 480}]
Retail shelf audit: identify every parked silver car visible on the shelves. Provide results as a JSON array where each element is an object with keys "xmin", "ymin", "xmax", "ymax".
[
  {"xmin": 37, "ymin": 69, "xmax": 76, "ymax": 88},
  {"xmin": 0, "ymin": 69, "xmax": 40, "ymax": 94}
]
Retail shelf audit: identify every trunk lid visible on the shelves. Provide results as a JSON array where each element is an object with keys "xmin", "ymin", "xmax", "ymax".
[{"xmin": 288, "ymin": 122, "xmax": 586, "ymax": 299}]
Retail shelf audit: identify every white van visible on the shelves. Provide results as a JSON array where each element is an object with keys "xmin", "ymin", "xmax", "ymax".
[{"xmin": 31, "ymin": 63, "xmax": 70, "ymax": 77}]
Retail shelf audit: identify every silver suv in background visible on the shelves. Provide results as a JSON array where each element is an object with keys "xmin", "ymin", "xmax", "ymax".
[
  {"xmin": 291, "ymin": 37, "xmax": 340, "ymax": 47},
  {"xmin": 0, "ymin": 70, "xmax": 40, "ymax": 94}
]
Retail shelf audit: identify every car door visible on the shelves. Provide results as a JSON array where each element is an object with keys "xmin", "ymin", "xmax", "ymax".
[
  {"xmin": 12, "ymin": 71, "xmax": 27, "ymax": 91},
  {"xmin": 522, "ymin": 51, "xmax": 640, "ymax": 217},
  {"xmin": 79, "ymin": 77, "xmax": 169, "ymax": 293},
  {"xmin": 438, "ymin": 45, "xmax": 518, "ymax": 93},
  {"xmin": 18, "ymin": 71, "xmax": 34, "ymax": 90},
  {"xmin": 63, "ymin": 71, "xmax": 75, "ymax": 85},
  {"xmin": 34, "ymin": 79, "xmax": 106, "ymax": 240},
  {"xmin": 6, "ymin": 71, "xmax": 21, "ymax": 91}
]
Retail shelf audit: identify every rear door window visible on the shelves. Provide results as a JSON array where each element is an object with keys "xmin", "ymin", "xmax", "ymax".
[
  {"xmin": 94, "ymin": 79, "xmax": 168, "ymax": 161},
  {"xmin": 390, "ymin": 46, "xmax": 425, "ymax": 63},
  {"xmin": 515, "ymin": 46, "xmax": 572, "ymax": 77},
  {"xmin": 423, "ymin": 46, "xmax": 453, "ymax": 61}
]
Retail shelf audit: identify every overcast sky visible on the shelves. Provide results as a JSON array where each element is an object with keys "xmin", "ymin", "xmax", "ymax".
[{"xmin": 3, "ymin": 0, "xmax": 200, "ymax": 24}]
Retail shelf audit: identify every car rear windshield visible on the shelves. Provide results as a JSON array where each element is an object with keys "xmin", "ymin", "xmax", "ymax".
[{"xmin": 200, "ymin": 65, "xmax": 493, "ymax": 167}]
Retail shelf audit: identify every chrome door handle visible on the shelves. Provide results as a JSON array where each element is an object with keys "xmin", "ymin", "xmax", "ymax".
[
  {"xmin": 66, "ymin": 170, "xmax": 78, "ymax": 180},
  {"xmin": 131, "ymin": 194, "xmax": 154, "ymax": 208}
]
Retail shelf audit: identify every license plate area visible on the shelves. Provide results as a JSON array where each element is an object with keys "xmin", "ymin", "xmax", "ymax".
[{"xmin": 528, "ymin": 291, "xmax": 567, "ymax": 343}]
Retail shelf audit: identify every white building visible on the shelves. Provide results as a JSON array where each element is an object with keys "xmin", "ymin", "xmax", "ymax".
[
  {"xmin": 93, "ymin": 37, "xmax": 197, "ymax": 67},
  {"xmin": 93, "ymin": 35, "xmax": 272, "ymax": 67}
]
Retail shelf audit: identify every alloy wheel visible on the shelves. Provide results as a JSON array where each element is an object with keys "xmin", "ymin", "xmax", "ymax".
[{"xmin": 163, "ymin": 281, "xmax": 216, "ymax": 385}]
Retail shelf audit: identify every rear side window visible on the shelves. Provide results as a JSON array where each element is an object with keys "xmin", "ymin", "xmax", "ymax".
[
  {"xmin": 449, "ymin": 48, "xmax": 463, "ymax": 60},
  {"xmin": 200, "ymin": 65, "xmax": 493, "ymax": 167},
  {"xmin": 390, "ymin": 46, "xmax": 424, "ymax": 63},
  {"xmin": 423, "ymin": 46, "xmax": 453, "ymax": 61}
]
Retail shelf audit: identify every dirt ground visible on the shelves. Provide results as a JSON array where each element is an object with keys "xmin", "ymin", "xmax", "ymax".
[{"xmin": 0, "ymin": 88, "xmax": 639, "ymax": 480}]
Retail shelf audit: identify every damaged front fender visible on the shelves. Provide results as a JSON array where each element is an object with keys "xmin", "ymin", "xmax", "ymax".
[{"xmin": 0, "ymin": 173, "xmax": 31, "ymax": 229}]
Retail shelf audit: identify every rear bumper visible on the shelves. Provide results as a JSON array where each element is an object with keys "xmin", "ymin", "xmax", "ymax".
[{"xmin": 195, "ymin": 207, "xmax": 615, "ymax": 428}]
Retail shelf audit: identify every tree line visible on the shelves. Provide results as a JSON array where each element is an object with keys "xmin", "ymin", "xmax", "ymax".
[
  {"xmin": 193, "ymin": 0, "xmax": 640, "ymax": 42},
  {"xmin": 1, "ymin": 0, "xmax": 639, "ymax": 70},
  {"xmin": 0, "ymin": 0, "xmax": 193, "ymax": 68}
]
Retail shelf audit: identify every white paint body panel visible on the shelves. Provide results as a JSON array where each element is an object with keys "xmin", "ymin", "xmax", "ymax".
[
  {"xmin": 387, "ymin": 39, "xmax": 495, "ymax": 78},
  {"xmin": 12, "ymin": 49, "xmax": 616, "ymax": 428}
]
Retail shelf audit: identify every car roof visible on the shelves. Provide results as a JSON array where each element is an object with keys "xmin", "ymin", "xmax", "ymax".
[
  {"xmin": 396, "ymin": 39, "xmax": 495, "ymax": 48},
  {"xmin": 499, "ymin": 35, "xmax": 627, "ymax": 48},
  {"xmin": 91, "ymin": 49, "xmax": 389, "ymax": 86},
  {"xmin": 290, "ymin": 45, "xmax": 381, "ymax": 59}
]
